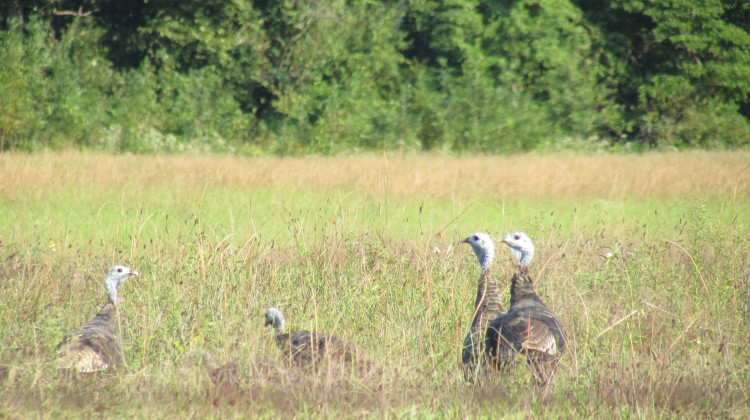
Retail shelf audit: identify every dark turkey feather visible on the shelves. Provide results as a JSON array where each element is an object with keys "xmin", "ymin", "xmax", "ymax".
[
  {"xmin": 265, "ymin": 308, "xmax": 376, "ymax": 376},
  {"xmin": 275, "ymin": 329, "xmax": 357, "ymax": 367},
  {"xmin": 461, "ymin": 233, "xmax": 507, "ymax": 380},
  {"xmin": 56, "ymin": 302, "xmax": 123, "ymax": 372},
  {"xmin": 485, "ymin": 268, "xmax": 565, "ymax": 362},
  {"xmin": 56, "ymin": 265, "xmax": 138, "ymax": 373},
  {"xmin": 462, "ymin": 266, "xmax": 506, "ymax": 372},
  {"xmin": 485, "ymin": 233, "xmax": 565, "ymax": 384}
]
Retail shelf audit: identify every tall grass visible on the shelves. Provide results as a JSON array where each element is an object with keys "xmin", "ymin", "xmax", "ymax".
[
  {"xmin": 2, "ymin": 151, "xmax": 749, "ymax": 199},
  {"xmin": 0, "ymin": 152, "xmax": 748, "ymax": 417}
]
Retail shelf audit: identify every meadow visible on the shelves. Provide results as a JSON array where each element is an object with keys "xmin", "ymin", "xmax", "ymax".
[{"xmin": 0, "ymin": 151, "xmax": 749, "ymax": 418}]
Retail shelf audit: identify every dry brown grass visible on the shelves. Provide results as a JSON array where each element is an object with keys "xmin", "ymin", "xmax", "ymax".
[
  {"xmin": 2, "ymin": 151, "xmax": 749, "ymax": 200},
  {"xmin": 1, "ymin": 151, "xmax": 749, "ymax": 417}
]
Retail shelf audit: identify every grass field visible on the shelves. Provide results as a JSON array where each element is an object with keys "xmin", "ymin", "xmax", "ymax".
[{"xmin": 1, "ymin": 151, "xmax": 749, "ymax": 418}]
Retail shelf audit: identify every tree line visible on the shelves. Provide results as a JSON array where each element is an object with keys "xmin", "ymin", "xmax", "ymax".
[{"xmin": 2, "ymin": 0, "xmax": 750, "ymax": 154}]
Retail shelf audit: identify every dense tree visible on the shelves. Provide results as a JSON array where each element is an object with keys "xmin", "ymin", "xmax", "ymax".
[
  {"xmin": 577, "ymin": 0, "xmax": 750, "ymax": 146},
  {"xmin": 1, "ymin": 0, "xmax": 749, "ymax": 152}
]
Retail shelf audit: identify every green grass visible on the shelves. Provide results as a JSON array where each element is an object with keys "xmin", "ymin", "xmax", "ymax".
[{"xmin": 1, "ymin": 152, "xmax": 749, "ymax": 418}]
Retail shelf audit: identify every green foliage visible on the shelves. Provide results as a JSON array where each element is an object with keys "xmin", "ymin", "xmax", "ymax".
[
  {"xmin": 269, "ymin": 0, "xmax": 412, "ymax": 153},
  {"xmin": 42, "ymin": 19, "xmax": 120, "ymax": 149},
  {"xmin": 482, "ymin": 0, "xmax": 612, "ymax": 135},
  {"xmin": 0, "ymin": 14, "xmax": 250, "ymax": 153},
  {"xmin": 0, "ymin": 17, "xmax": 52, "ymax": 150},
  {"xmin": 583, "ymin": 0, "xmax": 750, "ymax": 146},
  {"xmin": 137, "ymin": 0, "xmax": 271, "ymax": 116},
  {"xmin": 2, "ymin": 0, "xmax": 750, "ymax": 153},
  {"xmin": 0, "ymin": 17, "xmax": 121, "ymax": 150}
]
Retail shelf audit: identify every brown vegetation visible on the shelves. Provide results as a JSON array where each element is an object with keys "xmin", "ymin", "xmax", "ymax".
[
  {"xmin": 0, "ymin": 152, "xmax": 748, "ymax": 417},
  {"xmin": 1, "ymin": 151, "xmax": 749, "ymax": 200}
]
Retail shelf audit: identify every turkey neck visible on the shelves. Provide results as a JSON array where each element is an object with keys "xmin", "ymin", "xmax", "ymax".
[
  {"xmin": 275, "ymin": 332, "xmax": 291, "ymax": 348},
  {"xmin": 509, "ymin": 267, "xmax": 541, "ymax": 306},
  {"xmin": 80, "ymin": 301, "xmax": 120, "ymax": 340},
  {"xmin": 473, "ymin": 266, "xmax": 505, "ymax": 323},
  {"xmin": 98, "ymin": 301, "xmax": 119, "ymax": 332}
]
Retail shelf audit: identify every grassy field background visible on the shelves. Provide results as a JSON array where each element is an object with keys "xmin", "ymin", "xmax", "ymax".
[{"xmin": 1, "ymin": 151, "xmax": 749, "ymax": 417}]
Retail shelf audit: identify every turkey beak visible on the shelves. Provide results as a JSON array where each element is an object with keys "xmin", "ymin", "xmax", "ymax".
[
  {"xmin": 131, "ymin": 270, "xmax": 140, "ymax": 277},
  {"xmin": 460, "ymin": 237, "xmax": 469, "ymax": 244}
]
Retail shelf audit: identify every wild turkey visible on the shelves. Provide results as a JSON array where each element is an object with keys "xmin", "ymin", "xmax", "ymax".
[
  {"xmin": 264, "ymin": 307, "xmax": 374, "ymax": 376},
  {"xmin": 56, "ymin": 265, "xmax": 139, "ymax": 372},
  {"xmin": 484, "ymin": 232, "xmax": 565, "ymax": 385},
  {"xmin": 461, "ymin": 232, "xmax": 507, "ymax": 380}
]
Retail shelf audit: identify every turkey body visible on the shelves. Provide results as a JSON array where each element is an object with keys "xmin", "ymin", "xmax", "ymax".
[
  {"xmin": 265, "ymin": 308, "xmax": 375, "ymax": 376},
  {"xmin": 485, "ymin": 268, "xmax": 565, "ymax": 368},
  {"xmin": 485, "ymin": 233, "xmax": 565, "ymax": 384},
  {"xmin": 56, "ymin": 302, "xmax": 123, "ymax": 372},
  {"xmin": 462, "ymin": 265, "xmax": 506, "ymax": 376},
  {"xmin": 56, "ymin": 265, "xmax": 138, "ymax": 373},
  {"xmin": 461, "ymin": 232, "xmax": 507, "ymax": 380},
  {"xmin": 274, "ymin": 329, "xmax": 357, "ymax": 367}
]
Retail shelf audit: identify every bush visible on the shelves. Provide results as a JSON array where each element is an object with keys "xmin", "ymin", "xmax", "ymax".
[
  {"xmin": 0, "ymin": 17, "xmax": 52, "ymax": 151},
  {"xmin": 2, "ymin": 1, "xmax": 750, "ymax": 154}
]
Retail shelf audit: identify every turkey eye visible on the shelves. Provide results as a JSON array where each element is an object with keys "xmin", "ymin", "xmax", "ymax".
[
  {"xmin": 514, "ymin": 234, "xmax": 520, "ymax": 240},
  {"xmin": 472, "ymin": 235, "xmax": 479, "ymax": 241},
  {"xmin": 117, "ymin": 268, "xmax": 123, "ymax": 273}
]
